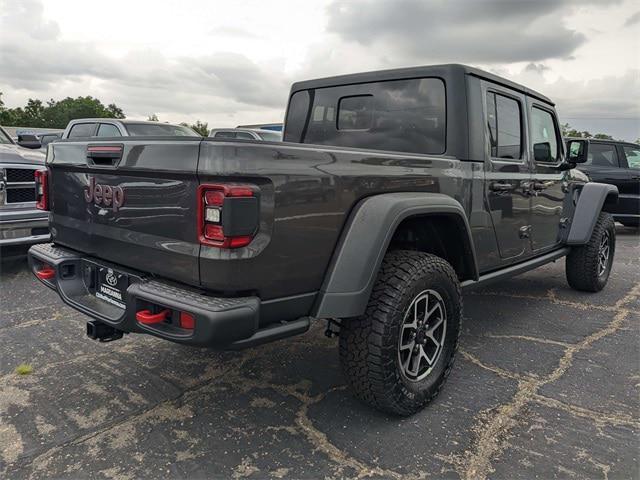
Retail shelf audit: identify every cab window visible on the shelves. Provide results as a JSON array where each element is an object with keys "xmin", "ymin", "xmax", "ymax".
[
  {"xmin": 285, "ymin": 77, "xmax": 446, "ymax": 155},
  {"xmin": 97, "ymin": 124, "xmax": 121, "ymax": 137},
  {"xmin": 214, "ymin": 131, "xmax": 236, "ymax": 139},
  {"xmin": 235, "ymin": 132, "xmax": 255, "ymax": 140},
  {"xmin": 68, "ymin": 123, "xmax": 96, "ymax": 138}
]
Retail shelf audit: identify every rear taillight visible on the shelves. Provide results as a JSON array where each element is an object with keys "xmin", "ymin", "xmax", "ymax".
[
  {"xmin": 34, "ymin": 169, "xmax": 49, "ymax": 211},
  {"xmin": 198, "ymin": 184, "xmax": 258, "ymax": 248}
]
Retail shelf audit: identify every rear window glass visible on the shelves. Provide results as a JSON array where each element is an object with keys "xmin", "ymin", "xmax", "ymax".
[
  {"xmin": 213, "ymin": 131, "xmax": 236, "ymax": 138},
  {"xmin": 68, "ymin": 123, "xmax": 96, "ymax": 138},
  {"xmin": 256, "ymin": 131, "xmax": 282, "ymax": 141},
  {"xmin": 338, "ymin": 96, "xmax": 373, "ymax": 130},
  {"xmin": 97, "ymin": 124, "xmax": 121, "ymax": 137},
  {"xmin": 125, "ymin": 124, "xmax": 199, "ymax": 136},
  {"xmin": 284, "ymin": 77, "xmax": 446, "ymax": 155},
  {"xmin": 235, "ymin": 132, "xmax": 255, "ymax": 140}
]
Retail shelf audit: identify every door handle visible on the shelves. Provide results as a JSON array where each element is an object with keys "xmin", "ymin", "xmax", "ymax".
[{"xmin": 489, "ymin": 182, "xmax": 515, "ymax": 192}]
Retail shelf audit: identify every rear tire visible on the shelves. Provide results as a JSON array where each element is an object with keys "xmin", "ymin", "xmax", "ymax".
[
  {"xmin": 339, "ymin": 250, "xmax": 461, "ymax": 416},
  {"xmin": 566, "ymin": 212, "xmax": 615, "ymax": 292}
]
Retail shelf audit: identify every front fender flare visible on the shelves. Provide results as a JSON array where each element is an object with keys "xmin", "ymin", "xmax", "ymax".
[
  {"xmin": 567, "ymin": 182, "xmax": 618, "ymax": 245},
  {"xmin": 312, "ymin": 193, "xmax": 478, "ymax": 319}
]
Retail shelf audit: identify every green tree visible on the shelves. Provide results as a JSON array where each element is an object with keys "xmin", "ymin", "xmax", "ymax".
[
  {"xmin": 0, "ymin": 95, "xmax": 125, "ymax": 128},
  {"xmin": 181, "ymin": 120, "xmax": 209, "ymax": 136}
]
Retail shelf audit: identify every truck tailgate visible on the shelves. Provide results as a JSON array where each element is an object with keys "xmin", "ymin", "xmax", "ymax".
[{"xmin": 48, "ymin": 139, "xmax": 201, "ymax": 286}]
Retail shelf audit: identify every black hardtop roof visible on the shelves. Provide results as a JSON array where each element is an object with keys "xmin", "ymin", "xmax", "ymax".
[{"xmin": 290, "ymin": 63, "xmax": 554, "ymax": 106}]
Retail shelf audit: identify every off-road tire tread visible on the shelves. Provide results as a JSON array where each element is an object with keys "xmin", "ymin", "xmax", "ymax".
[
  {"xmin": 566, "ymin": 212, "xmax": 615, "ymax": 292},
  {"xmin": 339, "ymin": 250, "xmax": 461, "ymax": 416}
]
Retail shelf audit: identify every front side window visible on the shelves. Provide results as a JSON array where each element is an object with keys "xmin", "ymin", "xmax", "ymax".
[
  {"xmin": 486, "ymin": 92, "xmax": 522, "ymax": 159},
  {"xmin": 97, "ymin": 123, "xmax": 121, "ymax": 137},
  {"xmin": 587, "ymin": 144, "xmax": 619, "ymax": 167},
  {"xmin": 530, "ymin": 107, "xmax": 559, "ymax": 163},
  {"xmin": 285, "ymin": 77, "xmax": 446, "ymax": 155},
  {"xmin": 68, "ymin": 123, "xmax": 96, "ymax": 138},
  {"xmin": 623, "ymin": 146, "xmax": 640, "ymax": 169}
]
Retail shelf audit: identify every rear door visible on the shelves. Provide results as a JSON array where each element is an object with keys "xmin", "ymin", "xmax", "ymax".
[
  {"xmin": 527, "ymin": 101, "xmax": 565, "ymax": 253},
  {"xmin": 49, "ymin": 138, "xmax": 202, "ymax": 286},
  {"xmin": 483, "ymin": 83, "xmax": 532, "ymax": 262}
]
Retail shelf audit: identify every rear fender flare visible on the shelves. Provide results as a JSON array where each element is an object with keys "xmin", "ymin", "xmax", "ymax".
[
  {"xmin": 312, "ymin": 193, "xmax": 478, "ymax": 319},
  {"xmin": 567, "ymin": 182, "xmax": 618, "ymax": 245}
]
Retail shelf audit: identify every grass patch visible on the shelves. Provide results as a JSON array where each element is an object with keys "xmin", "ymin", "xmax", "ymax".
[{"xmin": 15, "ymin": 364, "xmax": 33, "ymax": 375}]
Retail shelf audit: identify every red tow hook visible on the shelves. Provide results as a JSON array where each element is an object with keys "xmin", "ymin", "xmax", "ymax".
[
  {"xmin": 136, "ymin": 309, "xmax": 170, "ymax": 325},
  {"xmin": 36, "ymin": 267, "xmax": 56, "ymax": 280}
]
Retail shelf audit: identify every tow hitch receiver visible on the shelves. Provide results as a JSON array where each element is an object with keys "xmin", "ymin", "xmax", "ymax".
[{"xmin": 87, "ymin": 320, "xmax": 124, "ymax": 342}]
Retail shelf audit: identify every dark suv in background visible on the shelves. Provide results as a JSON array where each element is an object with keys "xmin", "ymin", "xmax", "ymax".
[{"xmin": 570, "ymin": 139, "xmax": 640, "ymax": 227}]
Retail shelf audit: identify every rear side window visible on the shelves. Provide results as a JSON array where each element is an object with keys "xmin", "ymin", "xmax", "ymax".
[
  {"xmin": 68, "ymin": 123, "xmax": 96, "ymax": 138},
  {"xmin": 486, "ymin": 92, "xmax": 522, "ymax": 159},
  {"xmin": 97, "ymin": 124, "xmax": 121, "ymax": 137},
  {"xmin": 285, "ymin": 78, "xmax": 446, "ymax": 155},
  {"xmin": 587, "ymin": 144, "xmax": 619, "ymax": 167}
]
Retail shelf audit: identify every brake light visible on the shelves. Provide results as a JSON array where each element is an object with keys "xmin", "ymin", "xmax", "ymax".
[
  {"xmin": 34, "ymin": 169, "xmax": 49, "ymax": 211},
  {"xmin": 198, "ymin": 184, "xmax": 257, "ymax": 248}
]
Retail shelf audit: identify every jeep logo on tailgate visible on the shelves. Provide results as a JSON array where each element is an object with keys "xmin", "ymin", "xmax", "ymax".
[{"xmin": 84, "ymin": 177, "xmax": 125, "ymax": 212}]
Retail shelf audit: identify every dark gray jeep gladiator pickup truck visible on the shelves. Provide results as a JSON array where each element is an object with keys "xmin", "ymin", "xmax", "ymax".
[{"xmin": 29, "ymin": 65, "xmax": 618, "ymax": 415}]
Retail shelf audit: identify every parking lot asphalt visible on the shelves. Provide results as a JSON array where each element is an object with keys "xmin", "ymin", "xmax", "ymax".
[{"xmin": 0, "ymin": 226, "xmax": 638, "ymax": 480}]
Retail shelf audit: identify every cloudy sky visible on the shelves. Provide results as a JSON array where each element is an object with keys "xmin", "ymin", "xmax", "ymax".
[{"xmin": 1, "ymin": 0, "xmax": 638, "ymax": 140}]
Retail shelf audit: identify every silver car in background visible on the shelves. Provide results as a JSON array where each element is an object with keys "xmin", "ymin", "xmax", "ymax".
[
  {"xmin": 210, "ymin": 128, "xmax": 282, "ymax": 141},
  {"xmin": 0, "ymin": 126, "xmax": 49, "ymax": 246}
]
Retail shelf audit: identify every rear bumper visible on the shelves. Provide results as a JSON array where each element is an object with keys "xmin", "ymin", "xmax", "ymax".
[
  {"xmin": 0, "ymin": 213, "xmax": 50, "ymax": 246},
  {"xmin": 28, "ymin": 243, "xmax": 308, "ymax": 348}
]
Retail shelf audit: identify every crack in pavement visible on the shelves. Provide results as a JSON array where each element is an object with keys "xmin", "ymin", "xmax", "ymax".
[
  {"xmin": 480, "ymin": 333, "xmax": 573, "ymax": 348},
  {"xmin": 447, "ymin": 283, "xmax": 640, "ymax": 480},
  {"xmin": 530, "ymin": 394, "xmax": 638, "ymax": 429},
  {"xmin": 4, "ymin": 329, "xmax": 410, "ymax": 480},
  {"xmin": 471, "ymin": 288, "xmax": 619, "ymax": 312}
]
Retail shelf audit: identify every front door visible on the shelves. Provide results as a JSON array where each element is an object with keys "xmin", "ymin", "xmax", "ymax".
[
  {"xmin": 618, "ymin": 144, "xmax": 640, "ymax": 221},
  {"xmin": 527, "ymin": 102, "xmax": 565, "ymax": 252},
  {"xmin": 483, "ymin": 84, "xmax": 532, "ymax": 262}
]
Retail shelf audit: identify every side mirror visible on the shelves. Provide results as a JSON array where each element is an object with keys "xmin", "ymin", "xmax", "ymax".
[
  {"xmin": 17, "ymin": 134, "xmax": 42, "ymax": 150},
  {"xmin": 566, "ymin": 139, "xmax": 589, "ymax": 164},
  {"xmin": 533, "ymin": 142, "xmax": 552, "ymax": 163}
]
